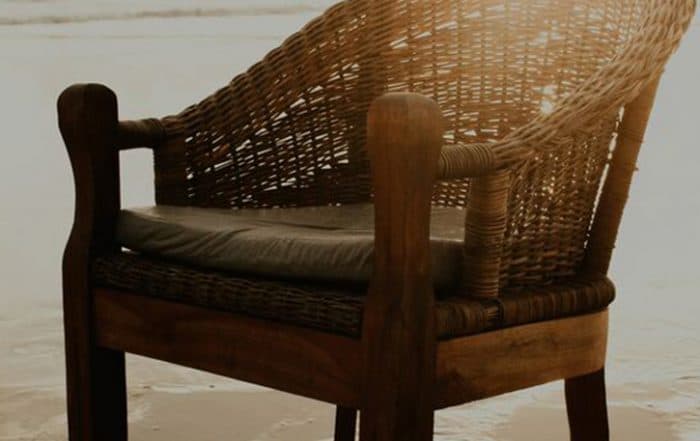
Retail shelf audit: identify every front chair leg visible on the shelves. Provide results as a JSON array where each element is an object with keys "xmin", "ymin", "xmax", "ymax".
[
  {"xmin": 59, "ymin": 83, "xmax": 128, "ymax": 440},
  {"xmin": 334, "ymin": 406, "xmax": 357, "ymax": 441},
  {"xmin": 64, "ymin": 340, "xmax": 128, "ymax": 441},
  {"xmin": 359, "ymin": 94, "xmax": 443, "ymax": 441},
  {"xmin": 565, "ymin": 368, "xmax": 610, "ymax": 441}
]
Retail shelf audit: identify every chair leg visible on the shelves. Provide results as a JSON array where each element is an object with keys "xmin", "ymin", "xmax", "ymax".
[
  {"xmin": 334, "ymin": 406, "xmax": 357, "ymax": 441},
  {"xmin": 565, "ymin": 368, "xmax": 609, "ymax": 441},
  {"xmin": 359, "ymin": 404, "xmax": 434, "ymax": 441},
  {"xmin": 360, "ymin": 396, "xmax": 435, "ymax": 441},
  {"xmin": 65, "ymin": 339, "xmax": 127, "ymax": 441}
]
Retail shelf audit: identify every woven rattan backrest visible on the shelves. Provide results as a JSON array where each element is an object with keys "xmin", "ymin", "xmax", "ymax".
[{"xmin": 157, "ymin": 0, "xmax": 694, "ymax": 291}]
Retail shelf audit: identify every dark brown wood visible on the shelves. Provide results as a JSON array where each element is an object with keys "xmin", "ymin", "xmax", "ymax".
[
  {"xmin": 360, "ymin": 93, "xmax": 444, "ymax": 441},
  {"xmin": 566, "ymin": 368, "xmax": 610, "ymax": 441},
  {"xmin": 94, "ymin": 289, "xmax": 362, "ymax": 407},
  {"xmin": 436, "ymin": 310, "xmax": 608, "ymax": 409},
  {"xmin": 58, "ymin": 83, "xmax": 127, "ymax": 441},
  {"xmin": 584, "ymin": 77, "xmax": 662, "ymax": 275},
  {"xmin": 334, "ymin": 406, "xmax": 358, "ymax": 441},
  {"xmin": 117, "ymin": 118, "xmax": 167, "ymax": 150}
]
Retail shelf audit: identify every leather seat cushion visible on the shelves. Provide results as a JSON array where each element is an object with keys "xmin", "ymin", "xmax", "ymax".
[{"xmin": 116, "ymin": 204, "xmax": 466, "ymax": 289}]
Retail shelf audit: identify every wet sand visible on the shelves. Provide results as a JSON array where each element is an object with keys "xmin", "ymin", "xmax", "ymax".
[{"xmin": 3, "ymin": 378, "xmax": 695, "ymax": 440}]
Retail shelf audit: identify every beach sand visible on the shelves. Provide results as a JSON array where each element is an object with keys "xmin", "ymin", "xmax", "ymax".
[
  {"xmin": 1, "ymin": 384, "xmax": 690, "ymax": 440},
  {"xmin": 1, "ymin": 4, "xmax": 699, "ymax": 440},
  {"xmin": 1, "ymin": 386, "xmax": 336, "ymax": 441}
]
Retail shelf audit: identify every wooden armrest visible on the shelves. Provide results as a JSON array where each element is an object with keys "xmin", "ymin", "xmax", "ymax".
[
  {"xmin": 117, "ymin": 118, "xmax": 167, "ymax": 150},
  {"xmin": 437, "ymin": 142, "xmax": 498, "ymax": 179}
]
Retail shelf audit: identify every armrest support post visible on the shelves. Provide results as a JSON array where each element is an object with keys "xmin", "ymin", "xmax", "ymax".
[
  {"xmin": 57, "ymin": 83, "xmax": 127, "ymax": 440},
  {"xmin": 461, "ymin": 170, "xmax": 511, "ymax": 298},
  {"xmin": 361, "ymin": 93, "xmax": 443, "ymax": 439}
]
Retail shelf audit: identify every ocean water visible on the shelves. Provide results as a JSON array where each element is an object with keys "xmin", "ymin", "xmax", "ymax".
[{"xmin": 0, "ymin": 1, "xmax": 699, "ymax": 440}]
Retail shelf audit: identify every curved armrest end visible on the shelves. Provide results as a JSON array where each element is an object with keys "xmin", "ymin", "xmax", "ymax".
[
  {"xmin": 367, "ymin": 92, "xmax": 444, "ymax": 200},
  {"xmin": 58, "ymin": 83, "xmax": 118, "ymax": 152},
  {"xmin": 57, "ymin": 83, "xmax": 121, "ymax": 255}
]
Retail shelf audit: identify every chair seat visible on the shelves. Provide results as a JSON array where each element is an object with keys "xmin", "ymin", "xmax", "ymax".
[
  {"xmin": 116, "ymin": 204, "xmax": 465, "ymax": 289},
  {"xmin": 93, "ymin": 253, "xmax": 615, "ymax": 339}
]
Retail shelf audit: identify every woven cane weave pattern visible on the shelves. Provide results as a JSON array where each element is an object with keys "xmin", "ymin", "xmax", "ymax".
[
  {"xmin": 93, "ymin": 253, "xmax": 615, "ymax": 339},
  {"xmin": 151, "ymin": 0, "xmax": 694, "ymax": 293}
]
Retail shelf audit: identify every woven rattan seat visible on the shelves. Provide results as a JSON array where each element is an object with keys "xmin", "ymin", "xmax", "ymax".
[{"xmin": 93, "ymin": 252, "xmax": 615, "ymax": 338}]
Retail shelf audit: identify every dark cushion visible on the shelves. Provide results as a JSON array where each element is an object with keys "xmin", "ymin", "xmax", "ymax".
[{"xmin": 116, "ymin": 204, "xmax": 465, "ymax": 289}]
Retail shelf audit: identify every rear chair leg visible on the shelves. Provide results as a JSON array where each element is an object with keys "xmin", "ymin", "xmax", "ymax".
[
  {"xmin": 334, "ymin": 406, "xmax": 357, "ymax": 441},
  {"xmin": 565, "ymin": 368, "xmax": 609, "ymax": 441}
]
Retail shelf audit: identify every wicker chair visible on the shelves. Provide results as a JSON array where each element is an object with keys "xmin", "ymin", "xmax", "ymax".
[{"xmin": 58, "ymin": 0, "xmax": 694, "ymax": 440}]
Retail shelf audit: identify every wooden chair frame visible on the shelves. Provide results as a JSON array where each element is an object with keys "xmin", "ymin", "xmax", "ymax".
[{"xmin": 58, "ymin": 72, "xmax": 662, "ymax": 440}]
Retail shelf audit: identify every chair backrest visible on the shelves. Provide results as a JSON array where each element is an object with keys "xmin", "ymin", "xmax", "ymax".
[{"xmin": 157, "ymin": 0, "xmax": 694, "ymax": 291}]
